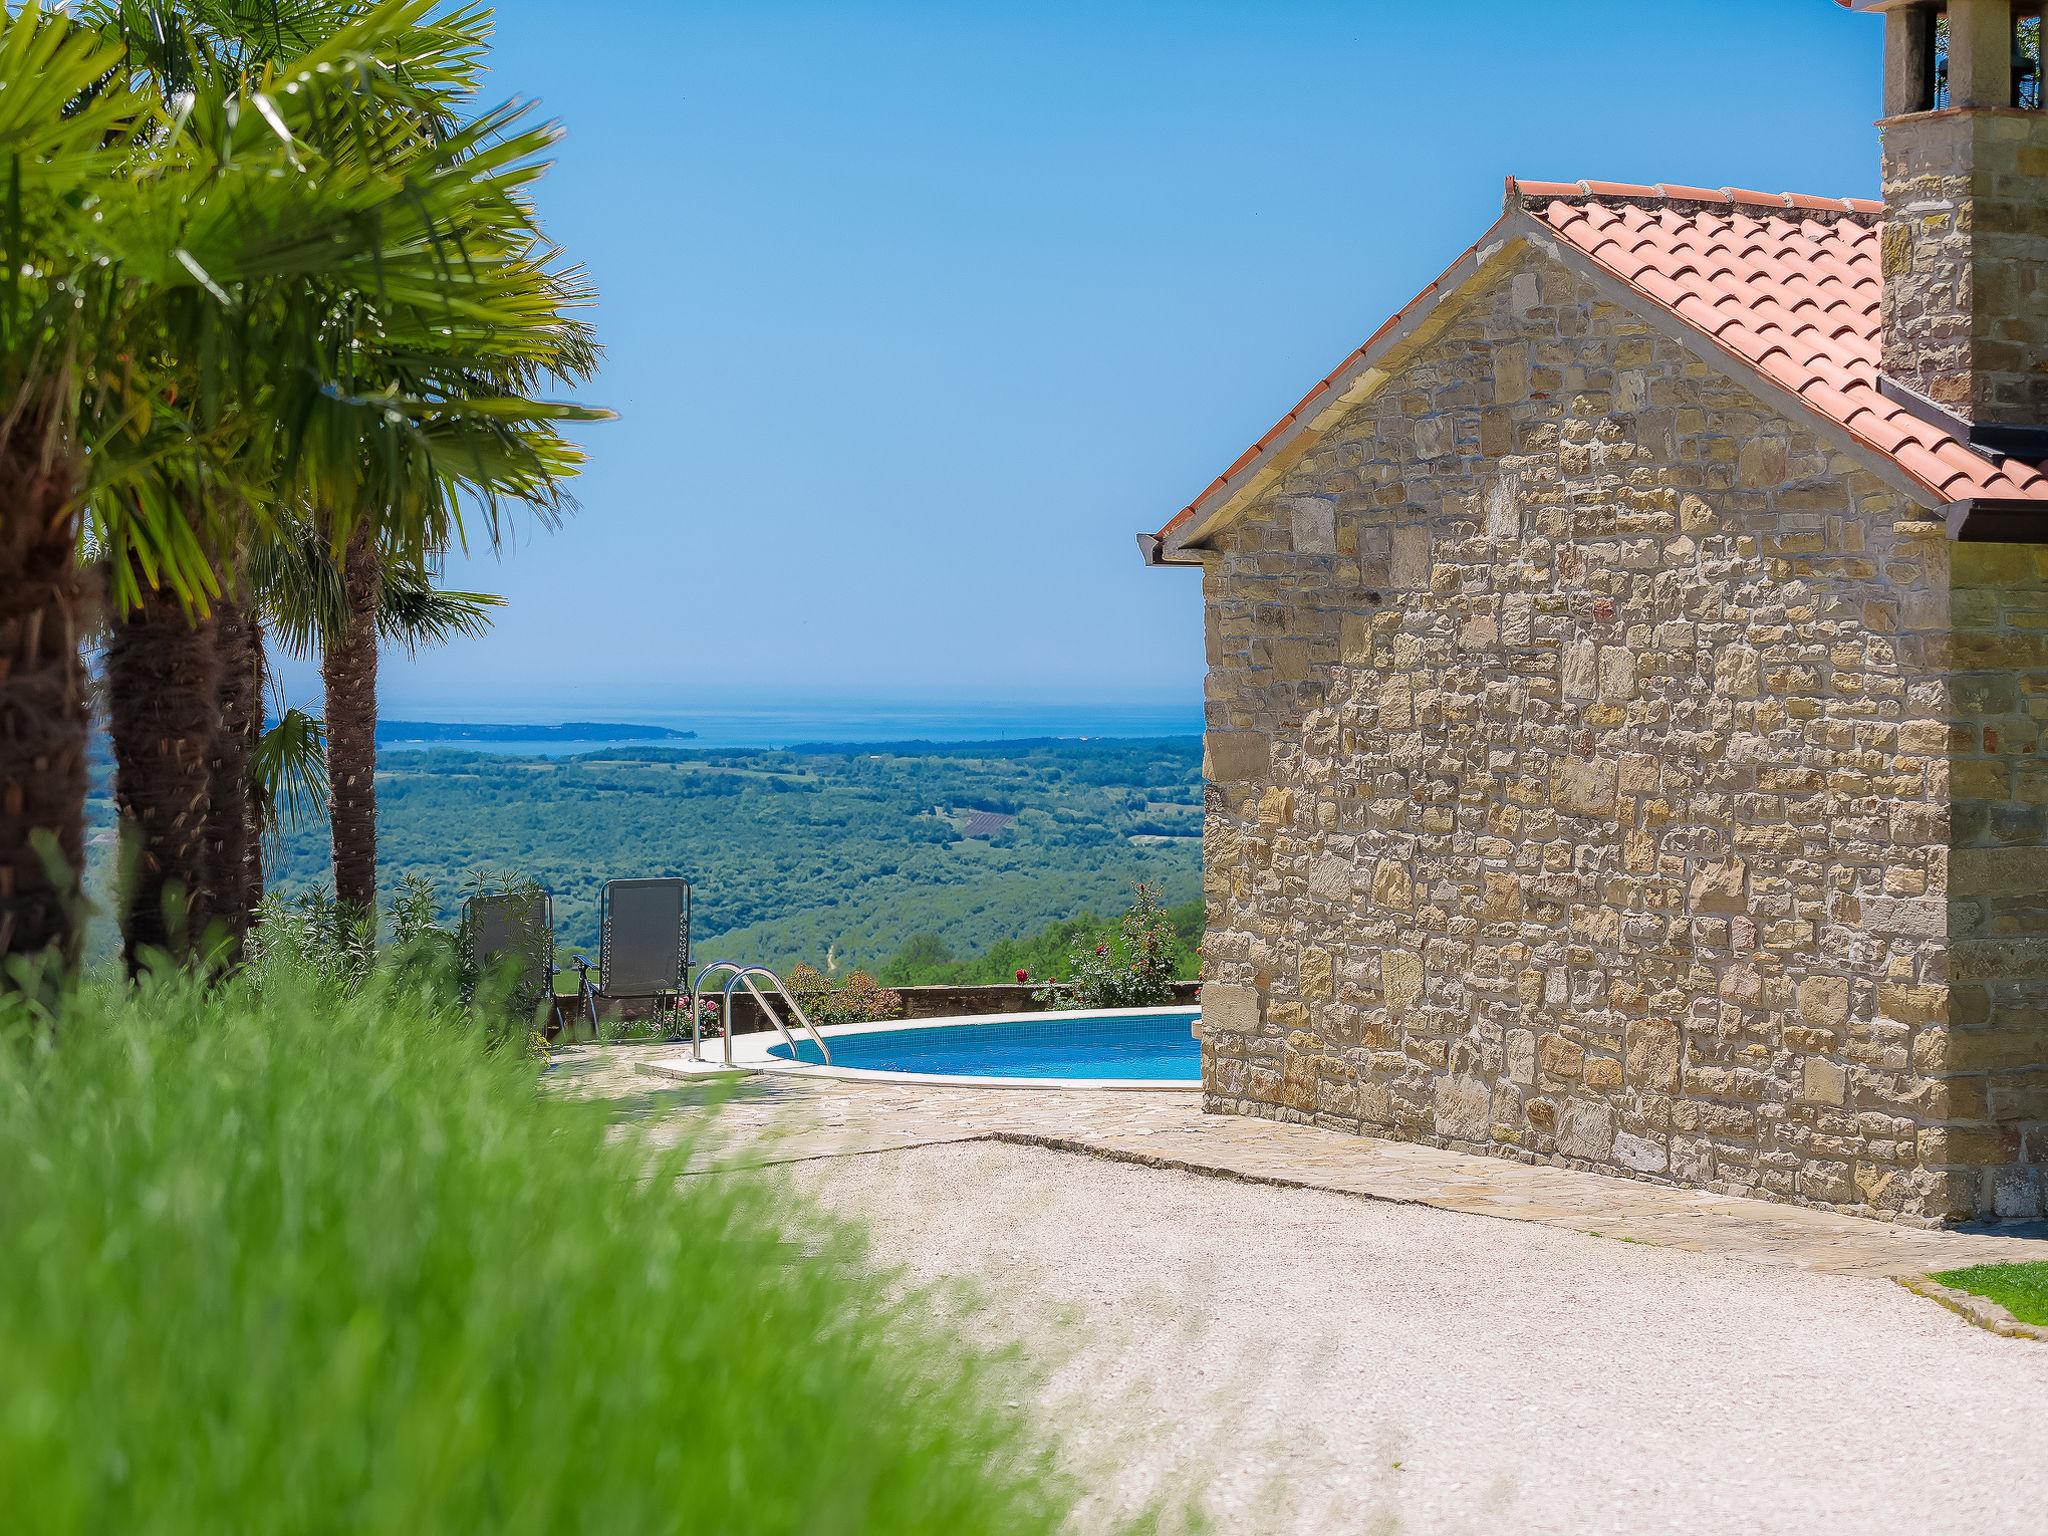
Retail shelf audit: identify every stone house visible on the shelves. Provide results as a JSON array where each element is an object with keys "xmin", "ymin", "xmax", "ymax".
[{"xmin": 1140, "ymin": 0, "xmax": 2048, "ymax": 1225}]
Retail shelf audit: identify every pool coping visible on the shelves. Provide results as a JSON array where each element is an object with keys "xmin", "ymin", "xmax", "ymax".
[{"xmin": 645, "ymin": 1005, "xmax": 1203, "ymax": 1093}]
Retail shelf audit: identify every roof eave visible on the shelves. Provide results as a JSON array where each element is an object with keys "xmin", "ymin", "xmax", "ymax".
[
  {"xmin": 1136, "ymin": 530, "xmax": 1200, "ymax": 568},
  {"xmin": 1944, "ymin": 497, "xmax": 2048, "ymax": 542}
]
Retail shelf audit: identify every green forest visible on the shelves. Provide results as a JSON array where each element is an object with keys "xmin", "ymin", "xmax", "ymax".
[{"xmin": 240, "ymin": 736, "xmax": 1205, "ymax": 976}]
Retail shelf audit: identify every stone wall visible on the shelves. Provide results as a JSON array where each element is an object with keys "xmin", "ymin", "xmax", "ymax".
[
  {"xmin": 1946, "ymin": 541, "xmax": 2048, "ymax": 1218},
  {"xmin": 1196, "ymin": 248, "xmax": 2048, "ymax": 1224},
  {"xmin": 1880, "ymin": 107, "xmax": 2048, "ymax": 426}
]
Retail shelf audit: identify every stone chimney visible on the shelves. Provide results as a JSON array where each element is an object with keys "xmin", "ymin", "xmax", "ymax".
[{"xmin": 1861, "ymin": 0, "xmax": 2048, "ymax": 454}]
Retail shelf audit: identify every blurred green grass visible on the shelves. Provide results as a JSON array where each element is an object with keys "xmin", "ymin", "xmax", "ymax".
[{"xmin": 0, "ymin": 966, "xmax": 1100, "ymax": 1534}]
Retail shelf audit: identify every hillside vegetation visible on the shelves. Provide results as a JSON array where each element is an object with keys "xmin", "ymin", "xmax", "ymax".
[
  {"xmin": 262, "ymin": 737, "xmax": 1204, "ymax": 972},
  {"xmin": 877, "ymin": 897, "xmax": 1204, "ymax": 987}
]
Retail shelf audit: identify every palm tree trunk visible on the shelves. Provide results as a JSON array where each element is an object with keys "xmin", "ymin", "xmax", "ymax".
[
  {"xmin": 107, "ymin": 578, "xmax": 221, "ymax": 971},
  {"xmin": 323, "ymin": 528, "xmax": 380, "ymax": 913},
  {"xmin": 241, "ymin": 612, "xmax": 269, "ymax": 925},
  {"xmin": 0, "ymin": 436, "xmax": 91, "ymax": 985},
  {"xmin": 201, "ymin": 594, "xmax": 264, "ymax": 955}
]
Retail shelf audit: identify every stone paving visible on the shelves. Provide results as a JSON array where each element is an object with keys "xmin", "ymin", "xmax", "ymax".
[{"xmin": 545, "ymin": 1044, "xmax": 2048, "ymax": 1281}]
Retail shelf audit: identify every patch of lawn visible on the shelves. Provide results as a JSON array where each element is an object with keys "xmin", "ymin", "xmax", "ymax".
[
  {"xmin": 1931, "ymin": 1262, "xmax": 2048, "ymax": 1326},
  {"xmin": 0, "ymin": 964, "xmax": 1102, "ymax": 1533}
]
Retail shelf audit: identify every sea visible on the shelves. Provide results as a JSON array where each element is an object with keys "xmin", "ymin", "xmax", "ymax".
[{"xmin": 375, "ymin": 698, "xmax": 1204, "ymax": 757}]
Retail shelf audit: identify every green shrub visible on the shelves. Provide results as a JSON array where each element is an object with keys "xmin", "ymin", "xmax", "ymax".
[
  {"xmin": 880, "ymin": 899, "xmax": 1203, "ymax": 989},
  {"xmin": 244, "ymin": 885, "xmax": 379, "ymax": 991},
  {"xmin": 0, "ymin": 968, "xmax": 1086, "ymax": 1533},
  {"xmin": 1034, "ymin": 884, "xmax": 1183, "ymax": 1010},
  {"xmin": 786, "ymin": 964, "xmax": 904, "ymax": 1026},
  {"xmin": 256, "ymin": 871, "xmax": 560, "ymax": 1053}
]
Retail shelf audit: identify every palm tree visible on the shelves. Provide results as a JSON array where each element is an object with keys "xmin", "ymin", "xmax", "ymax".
[
  {"xmin": 321, "ymin": 542, "xmax": 516, "ymax": 914},
  {"xmin": 0, "ymin": 0, "xmax": 597, "ymax": 986},
  {"xmin": 81, "ymin": 0, "xmax": 602, "ymax": 967},
  {"xmin": 319, "ymin": 372, "xmax": 597, "ymax": 914},
  {"xmin": 86, "ymin": 1, "xmax": 347, "ymax": 956},
  {"xmin": 229, "ymin": 1, "xmax": 601, "ymax": 919},
  {"xmin": 104, "ymin": 561, "xmax": 224, "ymax": 967},
  {"xmin": 245, "ymin": 519, "xmax": 503, "ymax": 917},
  {"xmin": 203, "ymin": 588, "xmax": 267, "ymax": 949},
  {"xmin": 303, "ymin": 254, "xmax": 601, "ymax": 913},
  {"xmin": 0, "ymin": 9, "xmax": 182, "ymax": 983},
  {"xmin": 323, "ymin": 531, "xmax": 383, "ymax": 910}
]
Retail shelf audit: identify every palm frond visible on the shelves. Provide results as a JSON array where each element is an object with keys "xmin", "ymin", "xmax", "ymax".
[
  {"xmin": 249, "ymin": 513, "xmax": 504, "ymax": 657},
  {"xmin": 4, "ymin": 0, "xmax": 606, "ymax": 619},
  {"xmin": 251, "ymin": 705, "xmax": 328, "ymax": 863},
  {"xmin": 376, "ymin": 565, "xmax": 502, "ymax": 655},
  {"xmin": 246, "ymin": 517, "xmax": 348, "ymax": 660}
]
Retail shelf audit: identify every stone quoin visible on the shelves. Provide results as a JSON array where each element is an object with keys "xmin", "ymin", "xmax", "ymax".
[{"xmin": 1142, "ymin": 0, "xmax": 2048, "ymax": 1225}]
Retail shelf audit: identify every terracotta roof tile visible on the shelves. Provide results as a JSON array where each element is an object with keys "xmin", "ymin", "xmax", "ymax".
[
  {"xmin": 1895, "ymin": 440, "xmax": 1967, "ymax": 495},
  {"xmin": 1518, "ymin": 178, "xmax": 2048, "ymax": 502},
  {"xmin": 1654, "ymin": 182, "xmax": 1725, "ymax": 203},
  {"xmin": 1853, "ymin": 411, "xmax": 1914, "ymax": 456},
  {"xmin": 1152, "ymin": 175, "xmax": 2048, "ymax": 546}
]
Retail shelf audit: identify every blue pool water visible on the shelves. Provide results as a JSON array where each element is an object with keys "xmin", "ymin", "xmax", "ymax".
[{"xmin": 768, "ymin": 1010, "xmax": 1201, "ymax": 1082}]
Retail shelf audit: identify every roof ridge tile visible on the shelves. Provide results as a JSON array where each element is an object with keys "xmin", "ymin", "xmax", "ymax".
[{"xmin": 1504, "ymin": 177, "xmax": 1881, "ymax": 228}]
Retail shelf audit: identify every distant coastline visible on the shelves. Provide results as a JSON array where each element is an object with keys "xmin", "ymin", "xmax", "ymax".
[
  {"xmin": 365, "ymin": 700, "xmax": 1203, "ymax": 755},
  {"xmin": 377, "ymin": 720, "xmax": 699, "ymax": 745}
]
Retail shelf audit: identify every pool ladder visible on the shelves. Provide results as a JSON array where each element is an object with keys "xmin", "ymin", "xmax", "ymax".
[{"xmin": 688, "ymin": 962, "xmax": 832, "ymax": 1067}]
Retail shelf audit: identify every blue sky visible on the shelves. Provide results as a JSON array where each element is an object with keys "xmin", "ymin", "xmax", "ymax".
[{"xmin": 281, "ymin": 0, "xmax": 1887, "ymax": 718}]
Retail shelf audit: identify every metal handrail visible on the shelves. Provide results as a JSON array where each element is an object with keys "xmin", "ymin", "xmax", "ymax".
[
  {"xmin": 688, "ymin": 960, "xmax": 750, "ymax": 1063},
  {"xmin": 725, "ymin": 966, "xmax": 832, "ymax": 1067},
  {"xmin": 686, "ymin": 961, "xmax": 833, "ymax": 1067}
]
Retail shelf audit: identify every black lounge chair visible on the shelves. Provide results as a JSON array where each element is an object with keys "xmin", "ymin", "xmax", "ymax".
[
  {"xmin": 463, "ymin": 887, "xmax": 569, "ymax": 1038},
  {"xmin": 572, "ymin": 877, "xmax": 692, "ymax": 1040}
]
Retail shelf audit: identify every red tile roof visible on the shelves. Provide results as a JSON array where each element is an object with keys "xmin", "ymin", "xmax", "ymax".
[{"xmin": 1152, "ymin": 176, "xmax": 2048, "ymax": 551}]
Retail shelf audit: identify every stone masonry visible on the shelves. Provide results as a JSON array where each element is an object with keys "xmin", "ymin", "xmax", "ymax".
[
  {"xmin": 1195, "ymin": 250, "xmax": 2048, "ymax": 1225},
  {"xmin": 1880, "ymin": 106, "xmax": 2048, "ymax": 425}
]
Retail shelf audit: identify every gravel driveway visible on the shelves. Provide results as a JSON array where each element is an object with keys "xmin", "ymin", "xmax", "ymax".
[{"xmin": 787, "ymin": 1141, "xmax": 2048, "ymax": 1536}]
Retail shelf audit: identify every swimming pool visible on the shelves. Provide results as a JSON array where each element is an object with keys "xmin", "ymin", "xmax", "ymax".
[{"xmin": 765, "ymin": 1008, "xmax": 1201, "ymax": 1085}]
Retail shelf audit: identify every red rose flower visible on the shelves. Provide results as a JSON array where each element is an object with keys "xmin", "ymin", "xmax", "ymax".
[{"xmin": 1015, "ymin": 969, "xmax": 1029, "ymax": 983}]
